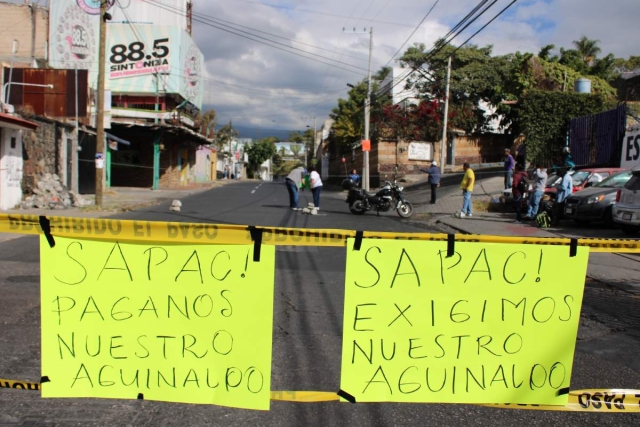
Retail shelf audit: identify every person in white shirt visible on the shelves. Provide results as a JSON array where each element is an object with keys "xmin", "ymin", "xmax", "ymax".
[{"xmin": 308, "ymin": 166, "xmax": 323, "ymax": 209}]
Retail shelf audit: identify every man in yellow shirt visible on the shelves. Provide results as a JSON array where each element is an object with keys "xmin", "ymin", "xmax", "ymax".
[{"xmin": 455, "ymin": 163, "xmax": 475, "ymax": 218}]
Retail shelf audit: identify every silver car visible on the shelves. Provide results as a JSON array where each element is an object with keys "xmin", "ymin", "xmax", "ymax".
[
  {"xmin": 612, "ymin": 166, "xmax": 640, "ymax": 235},
  {"xmin": 564, "ymin": 171, "xmax": 632, "ymax": 226}
]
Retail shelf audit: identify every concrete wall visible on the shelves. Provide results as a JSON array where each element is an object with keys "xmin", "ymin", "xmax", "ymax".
[
  {"xmin": 0, "ymin": 127, "xmax": 24, "ymax": 210},
  {"xmin": 0, "ymin": 3, "xmax": 48, "ymax": 66}
]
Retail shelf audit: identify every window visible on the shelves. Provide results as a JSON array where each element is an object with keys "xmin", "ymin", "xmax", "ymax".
[
  {"xmin": 596, "ymin": 171, "xmax": 631, "ymax": 188},
  {"xmin": 10, "ymin": 137, "xmax": 16, "ymax": 149},
  {"xmin": 625, "ymin": 174, "xmax": 640, "ymax": 191}
]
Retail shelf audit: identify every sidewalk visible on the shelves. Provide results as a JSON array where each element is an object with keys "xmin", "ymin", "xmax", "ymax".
[
  {"xmin": 0, "ymin": 182, "xmax": 225, "ymax": 241},
  {"xmin": 430, "ymin": 176, "xmax": 640, "ymax": 295}
]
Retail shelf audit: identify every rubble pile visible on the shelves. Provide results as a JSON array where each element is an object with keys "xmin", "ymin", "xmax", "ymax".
[{"xmin": 20, "ymin": 173, "xmax": 93, "ymax": 210}]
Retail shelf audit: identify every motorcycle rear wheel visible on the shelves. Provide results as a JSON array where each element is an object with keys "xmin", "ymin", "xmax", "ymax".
[
  {"xmin": 396, "ymin": 201, "xmax": 413, "ymax": 218},
  {"xmin": 349, "ymin": 200, "xmax": 366, "ymax": 215}
]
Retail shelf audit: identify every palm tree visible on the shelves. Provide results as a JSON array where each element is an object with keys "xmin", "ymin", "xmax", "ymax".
[
  {"xmin": 573, "ymin": 36, "xmax": 601, "ymax": 67},
  {"xmin": 289, "ymin": 144, "xmax": 302, "ymax": 157}
]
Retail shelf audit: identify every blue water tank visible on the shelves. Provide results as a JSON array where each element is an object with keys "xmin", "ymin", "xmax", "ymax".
[{"xmin": 575, "ymin": 78, "xmax": 592, "ymax": 94}]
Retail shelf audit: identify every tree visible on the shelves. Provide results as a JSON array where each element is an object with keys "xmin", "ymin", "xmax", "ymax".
[
  {"xmin": 329, "ymin": 67, "xmax": 391, "ymax": 148},
  {"xmin": 214, "ymin": 121, "xmax": 238, "ymax": 154},
  {"xmin": 198, "ymin": 109, "xmax": 217, "ymax": 137},
  {"xmin": 538, "ymin": 44, "xmax": 556, "ymax": 61},
  {"xmin": 289, "ymin": 144, "xmax": 302, "ymax": 157},
  {"xmin": 573, "ymin": 36, "xmax": 601, "ymax": 67},
  {"xmin": 245, "ymin": 138, "xmax": 276, "ymax": 178},
  {"xmin": 398, "ymin": 43, "xmax": 514, "ymax": 135}
]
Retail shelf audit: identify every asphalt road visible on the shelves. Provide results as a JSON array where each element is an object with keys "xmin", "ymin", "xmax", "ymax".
[{"xmin": 0, "ymin": 181, "xmax": 638, "ymax": 426}]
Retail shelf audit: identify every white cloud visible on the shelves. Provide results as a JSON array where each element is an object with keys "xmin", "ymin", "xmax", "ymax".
[{"xmin": 188, "ymin": 0, "xmax": 637, "ymax": 133}]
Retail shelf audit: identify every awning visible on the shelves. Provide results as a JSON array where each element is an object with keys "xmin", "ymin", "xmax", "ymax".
[
  {"xmin": 0, "ymin": 112, "xmax": 38, "ymax": 131},
  {"xmin": 106, "ymin": 132, "xmax": 131, "ymax": 146}
]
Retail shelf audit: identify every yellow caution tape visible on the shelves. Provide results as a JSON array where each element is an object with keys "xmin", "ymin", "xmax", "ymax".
[
  {"xmin": 484, "ymin": 389, "xmax": 640, "ymax": 412},
  {"xmin": 270, "ymin": 391, "xmax": 340, "ymax": 402},
  {"xmin": 1, "ymin": 214, "xmax": 640, "ymax": 252},
  {"xmin": 2, "ymin": 379, "xmax": 638, "ymax": 412},
  {"xmin": 0, "ymin": 378, "xmax": 41, "ymax": 391}
]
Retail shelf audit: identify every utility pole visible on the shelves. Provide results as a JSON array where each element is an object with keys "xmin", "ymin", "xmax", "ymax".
[
  {"xmin": 440, "ymin": 56, "xmax": 451, "ymax": 173},
  {"xmin": 363, "ymin": 28, "xmax": 373, "ymax": 191},
  {"xmin": 344, "ymin": 27, "xmax": 373, "ymax": 190},
  {"xmin": 95, "ymin": 2, "xmax": 108, "ymax": 207}
]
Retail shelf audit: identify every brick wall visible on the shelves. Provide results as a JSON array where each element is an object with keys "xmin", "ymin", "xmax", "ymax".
[
  {"xmin": 454, "ymin": 134, "xmax": 511, "ymax": 165},
  {"xmin": 0, "ymin": 3, "xmax": 48, "ymax": 64},
  {"xmin": 325, "ymin": 133, "xmax": 511, "ymax": 187}
]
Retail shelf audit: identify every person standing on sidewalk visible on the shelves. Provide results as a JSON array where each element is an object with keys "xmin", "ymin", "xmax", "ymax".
[
  {"xmin": 308, "ymin": 166, "xmax": 323, "ymax": 210},
  {"xmin": 285, "ymin": 166, "xmax": 305, "ymax": 210},
  {"xmin": 512, "ymin": 164, "xmax": 528, "ymax": 223},
  {"xmin": 552, "ymin": 168, "xmax": 573, "ymax": 226},
  {"xmin": 504, "ymin": 148, "xmax": 515, "ymax": 189},
  {"xmin": 420, "ymin": 161, "xmax": 441, "ymax": 204},
  {"xmin": 455, "ymin": 163, "xmax": 475, "ymax": 218},
  {"xmin": 525, "ymin": 164, "xmax": 548, "ymax": 219}
]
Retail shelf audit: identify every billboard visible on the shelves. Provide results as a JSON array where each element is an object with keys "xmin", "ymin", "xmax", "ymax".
[
  {"xmin": 106, "ymin": 24, "xmax": 203, "ymax": 109},
  {"xmin": 620, "ymin": 127, "xmax": 640, "ymax": 169},
  {"xmin": 49, "ymin": 0, "xmax": 189, "ymax": 70},
  {"xmin": 48, "ymin": 1, "xmax": 202, "ymax": 109}
]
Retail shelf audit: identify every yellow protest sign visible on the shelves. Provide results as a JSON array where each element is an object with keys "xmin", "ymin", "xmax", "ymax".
[
  {"xmin": 340, "ymin": 239, "xmax": 589, "ymax": 405},
  {"xmin": 40, "ymin": 236, "xmax": 275, "ymax": 410}
]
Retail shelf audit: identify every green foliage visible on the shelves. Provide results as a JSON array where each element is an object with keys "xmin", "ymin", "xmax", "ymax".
[
  {"xmin": 214, "ymin": 121, "xmax": 238, "ymax": 153},
  {"xmin": 329, "ymin": 72, "xmax": 392, "ymax": 147},
  {"xmin": 271, "ymin": 160, "xmax": 303, "ymax": 178},
  {"xmin": 198, "ymin": 109, "xmax": 217, "ymax": 137},
  {"xmin": 516, "ymin": 91, "xmax": 608, "ymax": 165},
  {"xmin": 245, "ymin": 138, "xmax": 276, "ymax": 178},
  {"xmin": 572, "ymin": 36, "xmax": 601, "ymax": 66}
]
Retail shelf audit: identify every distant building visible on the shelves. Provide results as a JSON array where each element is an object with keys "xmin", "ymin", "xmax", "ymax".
[{"xmin": 379, "ymin": 67, "xmax": 421, "ymax": 107}]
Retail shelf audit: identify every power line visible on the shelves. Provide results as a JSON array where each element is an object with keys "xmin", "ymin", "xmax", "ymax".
[
  {"xmin": 382, "ymin": 0, "xmax": 441, "ymax": 69},
  {"xmin": 216, "ymin": 0, "xmax": 416, "ymax": 28},
  {"xmin": 144, "ymin": 0, "xmax": 370, "ymax": 75},
  {"xmin": 377, "ymin": 0, "xmax": 501, "ymax": 98}
]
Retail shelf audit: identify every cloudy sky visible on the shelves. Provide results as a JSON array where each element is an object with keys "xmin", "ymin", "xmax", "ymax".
[
  {"xmin": 182, "ymin": 0, "xmax": 637, "ymax": 137},
  {"xmin": 12, "ymin": 0, "xmax": 636, "ymax": 137}
]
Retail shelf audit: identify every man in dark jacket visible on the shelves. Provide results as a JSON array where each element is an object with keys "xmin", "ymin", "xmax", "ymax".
[
  {"xmin": 511, "ymin": 164, "xmax": 528, "ymax": 223},
  {"xmin": 420, "ymin": 161, "xmax": 441, "ymax": 204}
]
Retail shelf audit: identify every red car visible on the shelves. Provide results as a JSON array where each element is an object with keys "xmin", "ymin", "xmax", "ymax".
[{"xmin": 540, "ymin": 167, "xmax": 627, "ymax": 198}]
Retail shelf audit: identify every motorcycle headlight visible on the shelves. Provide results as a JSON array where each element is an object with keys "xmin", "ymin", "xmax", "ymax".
[
  {"xmin": 397, "ymin": 186, "xmax": 404, "ymax": 192},
  {"xmin": 586, "ymin": 195, "xmax": 605, "ymax": 204}
]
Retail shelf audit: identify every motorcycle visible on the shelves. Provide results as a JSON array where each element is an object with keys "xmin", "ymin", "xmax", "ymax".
[{"xmin": 342, "ymin": 174, "xmax": 414, "ymax": 218}]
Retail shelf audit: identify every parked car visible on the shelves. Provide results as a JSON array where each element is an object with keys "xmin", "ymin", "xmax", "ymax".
[
  {"xmin": 612, "ymin": 166, "xmax": 640, "ymax": 235},
  {"xmin": 563, "ymin": 170, "xmax": 632, "ymax": 226},
  {"xmin": 541, "ymin": 167, "xmax": 626, "ymax": 199}
]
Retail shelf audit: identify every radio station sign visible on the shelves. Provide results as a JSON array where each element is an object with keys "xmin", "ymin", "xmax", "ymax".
[
  {"xmin": 108, "ymin": 28, "xmax": 172, "ymax": 80},
  {"xmin": 106, "ymin": 25, "xmax": 204, "ymax": 110},
  {"xmin": 49, "ymin": 0, "xmax": 190, "ymax": 71}
]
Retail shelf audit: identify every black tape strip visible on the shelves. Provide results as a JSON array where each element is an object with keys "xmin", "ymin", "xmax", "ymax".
[
  {"xmin": 556, "ymin": 387, "xmax": 570, "ymax": 396},
  {"xmin": 447, "ymin": 234, "xmax": 455, "ymax": 258},
  {"xmin": 569, "ymin": 238, "xmax": 578, "ymax": 257},
  {"xmin": 353, "ymin": 231, "xmax": 364, "ymax": 251},
  {"xmin": 39, "ymin": 216, "xmax": 55, "ymax": 248},
  {"xmin": 248, "ymin": 226, "xmax": 264, "ymax": 262},
  {"xmin": 337, "ymin": 389, "xmax": 356, "ymax": 404},
  {"xmin": 137, "ymin": 393, "xmax": 144, "ymax": 400},
  {"xmin": 40, "ymin": 376, "xmax": 50, "ymax": 384}
]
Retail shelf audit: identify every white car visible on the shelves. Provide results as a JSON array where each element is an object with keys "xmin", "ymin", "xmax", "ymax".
[{"xmin": 612, "ymin": 166, "xmax": 640, "ymax": 235}]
